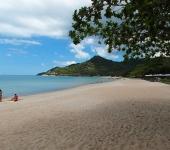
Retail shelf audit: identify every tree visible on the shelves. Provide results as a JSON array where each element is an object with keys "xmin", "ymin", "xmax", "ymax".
[{"xmin": 69, "ymin": 0, "xmax": 170, "ymax": 60}]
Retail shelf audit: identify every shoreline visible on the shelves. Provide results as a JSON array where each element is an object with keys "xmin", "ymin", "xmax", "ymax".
[
  {"xmin": 1, "ymin": 76, "xmax": 119, "ymax": 101},
  {"xmin": 0, "ymin": 75, "xmax": 117, "ymax": 99},
  {"xmin": 0, "ymin": 78, "xmax": 170, "ymax": 149}
]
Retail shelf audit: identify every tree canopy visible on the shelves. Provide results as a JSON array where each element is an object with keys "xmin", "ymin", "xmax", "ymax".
[{"xmin": 69, "ymin": 0, "xmax": 170, "ymax": 60}]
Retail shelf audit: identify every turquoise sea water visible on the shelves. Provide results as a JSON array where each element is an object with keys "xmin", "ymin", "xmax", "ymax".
[{"xmin": 0, "ymin": 75, "xmax": 115, "ymax": 98}]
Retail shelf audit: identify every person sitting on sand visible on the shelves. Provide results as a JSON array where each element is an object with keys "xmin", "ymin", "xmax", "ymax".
[
  {"xmin": 0, "ymin": 89, "xmax": 2, "ymax": 102},
  {"xmin": 11, "ymin": 94, "xmax": 18, "ymax": 101}
]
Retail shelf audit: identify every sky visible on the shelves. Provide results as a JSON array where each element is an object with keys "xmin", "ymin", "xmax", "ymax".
[{"xmin": 0, "ymin": 0, "xmax": 124, "ymax": 75}]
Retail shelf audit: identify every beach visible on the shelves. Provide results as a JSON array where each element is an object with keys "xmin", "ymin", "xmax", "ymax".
[{"xmin": 0, "ymin": 78, "xmax": 170, "ymax": 150}]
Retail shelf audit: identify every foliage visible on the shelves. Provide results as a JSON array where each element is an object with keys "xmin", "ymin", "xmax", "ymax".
[
  {"xmin": 69, "ymin": 0, "xmax": 170, "ymax": 60},
  {"xmin": 41, "ymin": 56, "xmax": 142, "ymax": 76},
  {"xmin": 38, "ymin": 56, "xmax": 170, "ymax": 78},
  {"xmin": 129, "ymin": 57, "xmax": 170, "ymax": 77},
  {"xmin": 160, "ymin": 78, "xmax": 170, "ymax": 83}
]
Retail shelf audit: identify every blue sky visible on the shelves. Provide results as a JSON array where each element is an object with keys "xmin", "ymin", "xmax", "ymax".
[{"xmin": 0, "ymin": 0, "xmax": 124, "ymax": 75}]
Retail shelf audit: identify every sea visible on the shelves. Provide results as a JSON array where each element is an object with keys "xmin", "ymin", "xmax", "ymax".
[{"xmin": 0, "ymin": 75, "xmax": 115, "ymax": 98}]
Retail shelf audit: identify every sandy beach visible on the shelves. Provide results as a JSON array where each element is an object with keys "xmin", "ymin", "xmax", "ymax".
[{"xmin": 0, "ymin": 78, "xmax": 170, "ymax": 150}]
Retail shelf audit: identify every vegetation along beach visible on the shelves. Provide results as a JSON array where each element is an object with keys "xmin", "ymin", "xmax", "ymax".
[{"xmin": 1, "ymin": 78, "xmax": 170, "ymax": 149}]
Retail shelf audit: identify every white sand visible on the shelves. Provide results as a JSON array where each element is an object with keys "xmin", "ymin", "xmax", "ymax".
[{"xmin": 0, "ymin": 78, "xmax": 170, "ymax": 150}]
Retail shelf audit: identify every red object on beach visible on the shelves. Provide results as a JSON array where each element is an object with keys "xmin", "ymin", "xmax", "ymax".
[
  {"xmin": 0, "ymin": 89, "xmax": 2, "ymax": 102},
  {"xmin": 15, "ymin": 95, "xmax": 18, "ymax": 101}
]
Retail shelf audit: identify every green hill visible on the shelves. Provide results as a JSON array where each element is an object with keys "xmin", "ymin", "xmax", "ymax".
[
  {"xmin": 38, "ymin": 56, "xmax": 142, "ymax": 76},
  {"xmin": 37, "ymin": 56, "xmax": 170, "ymax": 78}
]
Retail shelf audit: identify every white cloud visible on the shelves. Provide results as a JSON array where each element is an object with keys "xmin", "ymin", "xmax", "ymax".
[
  {"xmin": 83, "ymin": 38, "xmax": 95, "ymax": 45},
  {"xmin": 6, "ymin": 54, "xmax": 12, "ymax": 57},
  {"xmin": 32, "ymin": 54, "xmax": 38, "ymax": 57},
  {"xmin": 91, "ymin": 46, "xmax": 119, "ymax": 59},
  {"xmin": 53, "ymin": 60, "xmax": 77, "ymax": 67},
  {"xmin": 69, "ymin": 43, "xmax": 90, "ymax": 59},
  {"xmin": 41, "ymin": 63, "xmax": 45, "ymax": 67},
  {"xmin": 8, "ymin": 48, "xmax": 27, "ymax": 55},
  {"xmin": 0, "ymin": 38, "xmax": 41, "ymax": 45},
  {"xmin": 0, "ymin": 0, "xmax": 91, "ymax": 38}
]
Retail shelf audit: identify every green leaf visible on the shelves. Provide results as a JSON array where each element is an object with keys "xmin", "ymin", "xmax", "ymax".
[{"xmin": 69, "ymin": 0, "xmax": 170, "ymax": 60}]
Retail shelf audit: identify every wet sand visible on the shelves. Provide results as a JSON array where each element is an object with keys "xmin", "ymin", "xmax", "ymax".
[{"xmin": 0, "ymin": 78, "xmax": 170, "ymax": 150}]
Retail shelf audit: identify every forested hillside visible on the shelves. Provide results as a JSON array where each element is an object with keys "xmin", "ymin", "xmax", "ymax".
[
  {"xmin": 129, "ymin": 57, "xmax": 170, "ymax": 78},
  {"xmin": 37, "ymin": 56, "xmax": 170, "ymax": 78},
  {"xmin": 38, "ymin": 56, "xmax": 141, "ymax": 76}
]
